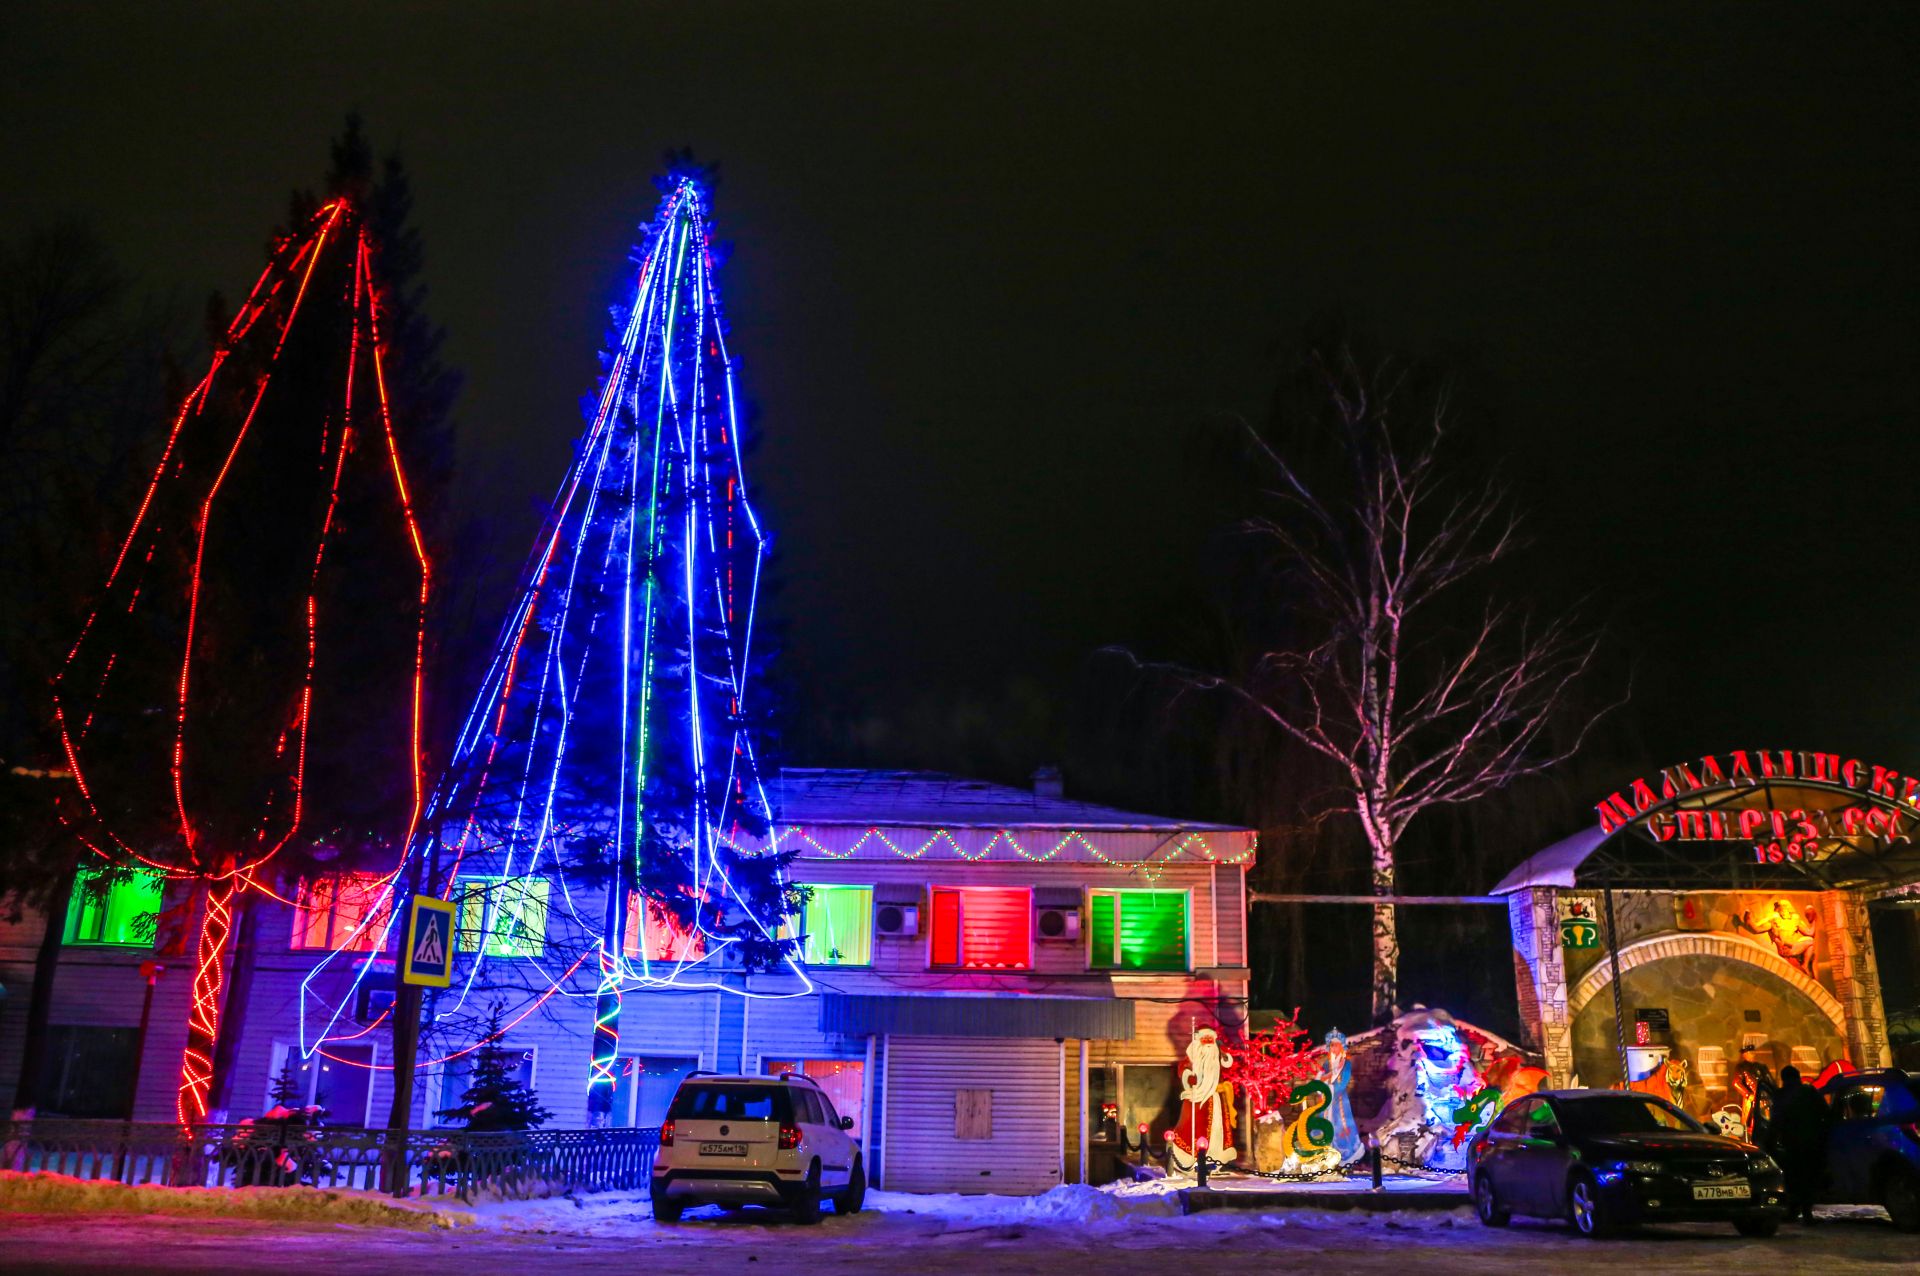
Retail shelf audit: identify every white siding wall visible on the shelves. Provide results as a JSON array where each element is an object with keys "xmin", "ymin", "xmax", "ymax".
[{"xmin": 882, "ymin": 1035, "xmax": 1062, "ymax": 1194}]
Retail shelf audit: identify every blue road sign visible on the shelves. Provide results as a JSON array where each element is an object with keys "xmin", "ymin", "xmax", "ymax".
[{"xmin": 402, "ymin": 895, "xmax": 456, "ymax": 987}]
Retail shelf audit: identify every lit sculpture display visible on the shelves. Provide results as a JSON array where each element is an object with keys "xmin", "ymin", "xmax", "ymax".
[
  {"xmin": 1167, "ymin": 1025, "xmax": 1237, "ymax": 1173},
  {"xmin": 1739, "ymin": 897, "xmax": 1818, "ymax": 975},
  {"xmin": 1374, "ymin": 1008, "xmax": 1497, "ymax": 1171},
  {"xmin": 1318, "ymin": 1028, "xmax": 1364, "ymax": 1163}
]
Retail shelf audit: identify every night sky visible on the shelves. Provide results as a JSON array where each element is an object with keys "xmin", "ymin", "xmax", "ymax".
[{"xmin": 7, "ymin": 3, "xmax": 1918, "ymax": 799}]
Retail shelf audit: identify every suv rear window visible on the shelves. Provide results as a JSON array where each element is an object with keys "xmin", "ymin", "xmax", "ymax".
[{"xmin": 668, "ymin": 1084, "xmax": 793, "ymax": 1122}]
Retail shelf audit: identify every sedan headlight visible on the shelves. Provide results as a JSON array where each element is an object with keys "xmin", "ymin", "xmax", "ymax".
[
  {"xmin": 1746, "ymin": 1153, "xmax": 1779, "ymax": 1175},
  {"xmin": 1621, "ymin": 1160, "xmax": 1663, "ymax": 1175}
]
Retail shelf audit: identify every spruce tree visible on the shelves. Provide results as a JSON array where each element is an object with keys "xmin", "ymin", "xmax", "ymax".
[{"xmin": 438, "ymin": 1005, "xmax": 553, "ymax": 1133}]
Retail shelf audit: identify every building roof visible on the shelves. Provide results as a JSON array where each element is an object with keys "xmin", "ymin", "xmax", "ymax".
[
  {"xmin": 770, "ymin": 768, "xmax": 1245, "ymax": 833},
  {"xmin": 1491, "ymin": 824, "xmax": 1610, "ymax": 894}
]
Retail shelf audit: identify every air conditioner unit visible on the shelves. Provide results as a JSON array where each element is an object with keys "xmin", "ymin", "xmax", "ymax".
[
  {"xmin": 875, "ymin": 903, "xmax": 919, "ymax": 937},
  {"xmin": 1036, "ymin": 906, "xmax": 1080, "ymax": 941}
]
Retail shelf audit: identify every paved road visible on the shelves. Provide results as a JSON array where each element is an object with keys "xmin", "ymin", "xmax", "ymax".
[{"xmin": 2, "ymin": 1207, "xmax": 1913, "ymax": 1275}]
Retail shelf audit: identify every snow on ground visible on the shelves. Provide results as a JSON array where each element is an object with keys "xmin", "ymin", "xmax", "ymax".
[
  {"xmin": 0, "ymin": 1169, "xmax": 469, "ymax": 1229},
  {"xmin": 2, "ymin": 1174, "xmax": 1911, "ymax": 1274}
]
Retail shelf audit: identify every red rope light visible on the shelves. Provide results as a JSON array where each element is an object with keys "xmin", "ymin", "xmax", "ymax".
[
  {"xmin": 52, "ymin": 201, "xmax": 432, "ymax": 1127},
  {"xmin": 177, "ymin": 875, "xmax": 238, "ymax": 1124}
]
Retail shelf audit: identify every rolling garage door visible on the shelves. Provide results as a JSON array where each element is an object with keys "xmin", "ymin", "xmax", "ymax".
[{"xmin": 883, "ymin": 1035, "xmax": 1062, "ymax": 1194}]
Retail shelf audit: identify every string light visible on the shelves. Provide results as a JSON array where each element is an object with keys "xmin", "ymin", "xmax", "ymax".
[
  {"xmin": 758, "ymin": 825, "xmax": 1256, "ymax": 872},
  {"xmin": 303, "ymin": 175, "xmax": 811, "ymax": 1081},
  {"xmin": 54, "ymin": 202, "xmax": 431, "ymax": 1124}
]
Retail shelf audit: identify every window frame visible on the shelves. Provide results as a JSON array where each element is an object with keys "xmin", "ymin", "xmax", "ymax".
[
  {"xmin": 624, "ymin": 891, "xmax": 707, "ymax": 964},
  {"xmin": 267, "ymin": 1040, "xmax": 379, "ymax": 1126},
  {"xmin": 927, "ymin": 884, "xmax": 1034, "ymax": 971},
  {"xmin": 62, "ymin": 867, "xmax": 164, "ymax": 949},
  {"xmin": 452, "ymin": 875, "xmax": 551, "ymax": 958},
  {"xmin": 797, "ymin": 883, "xmax": 875, "ymax": 967},
  {"xmin": 610, "ymin": 1053, "xmax": 700, "ymax": 1128},
  {"xmin": 291, "ymin": 872, "xmax": 393, "ymax": 952},
  {"xmin": 1086, "ymin": 887, "xmax": 1192, "ymax": 972},
  {"xmin": 761, "ymin": 1056, "xmax": 866, "ymax": 1135},
  {"xmin": 429, "ymin": 1043, "xmax": 539, "ymax": 1128}
]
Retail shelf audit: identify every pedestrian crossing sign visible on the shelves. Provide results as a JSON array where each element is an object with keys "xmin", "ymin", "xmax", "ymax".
[{"xmin": 401, "ymin": 895, "xmax": 456, "ymax": 987}]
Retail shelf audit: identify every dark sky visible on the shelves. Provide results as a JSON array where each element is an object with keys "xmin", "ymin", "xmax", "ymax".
[{"xmin": 7, "ymin": 3, "xmax": 1918, "ymax": 785}]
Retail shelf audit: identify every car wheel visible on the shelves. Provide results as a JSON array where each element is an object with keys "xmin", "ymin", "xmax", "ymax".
[
  {"xmin": 1733, "ymin": 1215, "xmax": 1780, "ymax": 1237},
  {"xmin": 834, "ymin": 1157, "xmax": 867, "ymax": 1215},
  {"xmin": 1474, "ymin": 1174, "xmax": 1511, "ymax": 1227},
  {"xmin": 1885, "ymin": 1168, "xmax": 1920, "ymax": 1233},
  {"xmin": 652, "ymin": 1193, "xmax": 684, "ymax": 1224},
  {"xmin": 1568, "ymin": 1173, "xmax": 1615, "ymax": 1238},
  {"xmin": 791, "ymin": 1162, "xmax": 823, "ymax": 1225}
]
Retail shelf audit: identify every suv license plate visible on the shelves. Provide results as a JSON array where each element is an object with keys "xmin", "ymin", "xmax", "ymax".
[
  {"xmin": 1691, "ymin": 1183, "xmax": 1750, "ymax": 1201},
  {"xmin": 700, "ymin": 1142, "xmax": 748, "ymax": 1157}
]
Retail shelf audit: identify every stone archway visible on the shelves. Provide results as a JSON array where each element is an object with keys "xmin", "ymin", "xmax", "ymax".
[{"xmin": 1569, "ymin": 931, "xmax": 1847, "ymax": 1035}]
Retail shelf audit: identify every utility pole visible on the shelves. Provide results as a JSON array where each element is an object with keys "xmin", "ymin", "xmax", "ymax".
[
  {"xmin": 383, "ymin": 855, "xmax": 426, "ymax": 1196},
  {"xmin": 117, "ymin": 961, "xmax": 165, "ymax": 1180}
]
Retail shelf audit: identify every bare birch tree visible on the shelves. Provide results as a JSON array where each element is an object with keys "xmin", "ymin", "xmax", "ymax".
[{"xmin": 1149, "ymin": 346, "xmax": 1610, "ymax": 1023}]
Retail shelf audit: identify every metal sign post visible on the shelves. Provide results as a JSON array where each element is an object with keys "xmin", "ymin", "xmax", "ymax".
[{"xmin": 1603, "ymin": 885, "xmax": 1629, "ymax": 1087}]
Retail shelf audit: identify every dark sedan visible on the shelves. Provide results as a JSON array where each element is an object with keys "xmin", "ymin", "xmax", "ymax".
[{"xmin": 1467, "ymin": 1089, "xmax": 1788, "ymax": 1238}]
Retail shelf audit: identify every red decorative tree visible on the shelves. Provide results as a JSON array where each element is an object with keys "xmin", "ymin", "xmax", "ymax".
[
  {"xmin": 54, "ymin": 200, "xmax": 429, "ymax": 1124},
  {"xmin": 1237, "ymin": 1009, "xmax": 1322, "ymax": 1122}
]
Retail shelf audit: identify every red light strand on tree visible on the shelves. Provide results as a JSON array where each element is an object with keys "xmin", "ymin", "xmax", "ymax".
[{"xmin": 53, "ymin": 200, "xmax": 431, "ymax": 1126}]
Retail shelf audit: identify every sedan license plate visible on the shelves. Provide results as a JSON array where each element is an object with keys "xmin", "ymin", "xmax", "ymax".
[
  {"xmin": 699, "ymin": 1142, "xmax": 748, "ymax": 1157},
  {"xmin": 1691, "ymin": 1182, "xmax": 1750, "ymax": 1201}
]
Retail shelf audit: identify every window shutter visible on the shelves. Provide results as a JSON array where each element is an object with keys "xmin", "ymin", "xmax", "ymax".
[
  {"xmin": 1118, "ymin": 891, "xmax": 1187, "ymax": 970},
  {"xmin": 957, "ymin": 888, "xmax": 1029, "ymax": 969}
]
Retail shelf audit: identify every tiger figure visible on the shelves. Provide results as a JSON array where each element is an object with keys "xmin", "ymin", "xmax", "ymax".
[{"xmin": 1628, "ymin": 1055, "xmax": 1691, "ymax": 1110}]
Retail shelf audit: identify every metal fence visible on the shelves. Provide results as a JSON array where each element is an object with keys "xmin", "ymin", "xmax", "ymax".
[{"xmin": 0, "ymin": 1118, "xmax": 659, "ymax": 1201}]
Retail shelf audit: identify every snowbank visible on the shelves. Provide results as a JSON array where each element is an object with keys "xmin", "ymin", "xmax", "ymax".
[
  {"xmin": 0, "ymin": 1171, "xmax": 473, "ymax": 1230},
  {"xmin": 868, "ymin": 1182, "xmax": 1183, "ymax": 1225}
]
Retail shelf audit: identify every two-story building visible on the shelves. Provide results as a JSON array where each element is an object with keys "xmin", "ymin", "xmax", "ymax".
[{"xmin": 0, "ymin": 768, "xmax": 1255, "ymax": 1195}]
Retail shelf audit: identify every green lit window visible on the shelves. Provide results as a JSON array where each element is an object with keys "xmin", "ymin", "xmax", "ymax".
[
  {"xmin": 454, "ymin": 876, "xmax": 550, "ymax": 958},
  {"xmin": 1088, "ymin": 890, "xmax": 1188, "ymax": 971},
  {"xmin": 63, "ymin": 868, "xmax": 163, "ymax": 947},
  {"xmin": 801, "ymin": 885, "xmax": 872, "ymax": 966}
]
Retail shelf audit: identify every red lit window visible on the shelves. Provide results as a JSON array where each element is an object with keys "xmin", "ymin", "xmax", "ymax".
[
  {"xmin": 293, "ymin": 873, "xmax": 391, "ymax": 952},
  {"xmin": 625, "ymin": 891, "xmax": 706, "ymax": 963},
  {"xmin": 928, "ymin": 887, "xmax": 1030, "ymax": 969}
]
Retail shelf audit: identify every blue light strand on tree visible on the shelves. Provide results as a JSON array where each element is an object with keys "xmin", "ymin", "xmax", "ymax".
[{"xmin": 299, "ymin": 174, "xmax": 808, "ymax": 1084}]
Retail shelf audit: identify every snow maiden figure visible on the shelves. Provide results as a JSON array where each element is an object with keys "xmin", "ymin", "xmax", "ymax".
[
  {"xmin": 1320, "ymin": 1029, "xmax": 1364, "ymax": 1163},
  {"xmin": 1167, "ymin": 1026, "xmax": 1238, "ymax": 1172}
]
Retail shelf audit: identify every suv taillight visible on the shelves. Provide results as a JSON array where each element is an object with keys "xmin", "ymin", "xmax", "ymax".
[
  {"xmin": 778, "ymin": 1124, "xmax": 801, "ymax": 1150},
  {"xmin": 660, "ymin": 1120, "xmax": 675, "ymax": 1147}
]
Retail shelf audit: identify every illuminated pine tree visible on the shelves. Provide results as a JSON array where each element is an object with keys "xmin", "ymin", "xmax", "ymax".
[{"xmin": 372, "ymin": 164, "xmax": 801, "ymax": 1121}]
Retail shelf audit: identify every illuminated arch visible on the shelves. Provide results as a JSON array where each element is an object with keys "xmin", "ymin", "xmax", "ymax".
[{"xmin": 1567, "ymin": 930, "xmax": 1846, "ymax": 1036}]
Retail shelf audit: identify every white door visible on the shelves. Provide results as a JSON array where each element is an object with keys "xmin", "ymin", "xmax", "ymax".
[{"xmin": 883, "ymin": 1036, "xmax": 1062, "ymax": 1195}]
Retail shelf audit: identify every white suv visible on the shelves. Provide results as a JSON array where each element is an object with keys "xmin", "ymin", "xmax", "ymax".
[{"xmin": 650, "ymin": 1073, "xmax": 866, "ymax": 1223}]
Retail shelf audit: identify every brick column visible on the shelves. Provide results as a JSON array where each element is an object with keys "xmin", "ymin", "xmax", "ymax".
[
  {"xmin": 1508, "ymin": 887, "xmax": 1574, "ymax": 1086},
  {"xmin": 1823, "ymin": 891, "xmax": 1891, "ymax": 1068}
]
